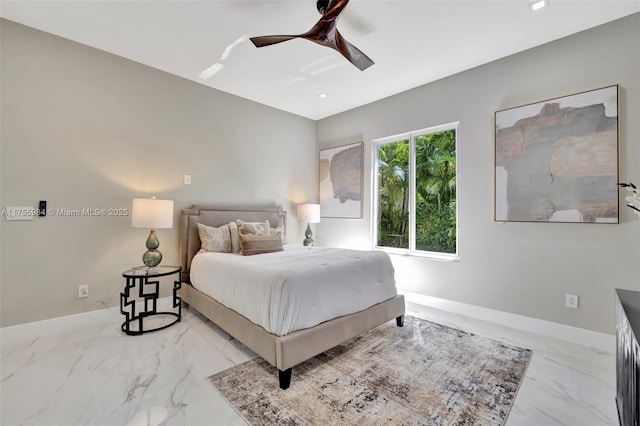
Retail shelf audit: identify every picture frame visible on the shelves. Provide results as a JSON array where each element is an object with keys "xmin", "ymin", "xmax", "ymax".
[
  {"xmin": 319, "ymin": 142, "xmax": 363, "ymax": 218},
  {"xmin": 495, "ymin": 85, "xmax": 619, "ymax": 223}
]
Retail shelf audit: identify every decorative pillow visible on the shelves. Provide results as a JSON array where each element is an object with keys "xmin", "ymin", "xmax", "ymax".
[
  {"xmin": 270, "ymin": 225, "xmax": 286, "ymax": 243},
  {"xmin": 239, "ymin": 233, "xmax": 284, "ymax": 256},
  {"xmin": 236, "ymin": 219, "xmax": 271, "ymax": 236},
  {"xmin": 197, "ymin": 223, "xmax": 231, "ymax": 254},
  {"xmin": 228, "ymin": 221, "xmax": 240, "ymax": 254}
]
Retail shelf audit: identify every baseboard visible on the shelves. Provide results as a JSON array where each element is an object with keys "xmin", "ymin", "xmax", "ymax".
[
  {"xmin": 399, "ymin": 290, "xmax": 615, "ymax": 353},
  {"xmin": 0, "ymin": 297, "xmax": 175, "ymax": 343},
  {"xmin": 2, "ymin": 293, "xmax": 615, "ymax": 353}
]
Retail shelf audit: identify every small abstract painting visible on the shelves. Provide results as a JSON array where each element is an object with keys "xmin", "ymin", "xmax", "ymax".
[
  {"xmin": 495, "ymin": 85, "xmax": 618, "ymax": 223},
  {"xmin": 320, "ymin": 142, "xmax": 363, "ymax": 218}
]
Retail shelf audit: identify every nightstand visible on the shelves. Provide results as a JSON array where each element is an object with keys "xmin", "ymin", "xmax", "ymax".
[{"xmin": 120, "ymin": 265, "xmax": 182, "ymax": 335}]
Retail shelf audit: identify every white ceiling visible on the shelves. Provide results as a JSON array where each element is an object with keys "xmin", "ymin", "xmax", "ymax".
[{"xmin": 2, "ymin": 1, "xmax": 639, "ymax": 120}]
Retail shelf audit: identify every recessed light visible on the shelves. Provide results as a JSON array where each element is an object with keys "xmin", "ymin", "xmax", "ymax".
[
  {"xmin": 529, "ymin": 0, "xmax": 549, "ymax": 12},
  {"xmin": 319, "ymin": 93, "xmax": 328, "ymax": 98}
]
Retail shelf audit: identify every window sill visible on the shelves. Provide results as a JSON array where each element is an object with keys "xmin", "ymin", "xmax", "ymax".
[{"xmin": 377, "ymin": 248, "xmax": 460, "ymax": 263}]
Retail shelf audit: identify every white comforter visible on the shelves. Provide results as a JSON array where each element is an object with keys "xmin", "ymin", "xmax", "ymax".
[{"xmin": 189, "ymin": 246, "xmax": 397, "ymax": 336}]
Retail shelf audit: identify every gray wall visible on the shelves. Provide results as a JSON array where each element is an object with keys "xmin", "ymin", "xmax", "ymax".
[
  {"xmin": 317, "ymin": 13, "xmax": 640, "ymax": 335},
  {"xmin": 2, "ymin": 15, "xmax": 639, "ymax": 334},
  {"xmin": 0, "ymin": 20, "xmax": 317, "ymax": 327}
]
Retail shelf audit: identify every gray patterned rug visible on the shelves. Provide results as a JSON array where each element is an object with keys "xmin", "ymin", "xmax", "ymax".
[{"xmin": 208, "ymin": 316, "xmax": 532, "ymax": 425}]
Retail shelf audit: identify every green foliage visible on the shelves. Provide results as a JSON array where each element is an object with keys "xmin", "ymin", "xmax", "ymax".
[
  {"xmin": 377, "ymin": 130, "xmax": 456, "ymax": 254},
  {"xmin": 377, "ymin": 140, "xmax": 409, "ymax": 248},
  {"xmin": 416, "ymin": 201, "xmax": 457, "ymax": 253}
]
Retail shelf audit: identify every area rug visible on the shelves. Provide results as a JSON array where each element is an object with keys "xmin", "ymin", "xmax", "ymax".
[{"xmin": 208, "ymin": 316, "xmax": 532, "ymax": 425}]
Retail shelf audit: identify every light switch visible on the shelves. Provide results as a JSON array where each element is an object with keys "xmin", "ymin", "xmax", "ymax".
[{"xmin": 184, "ymin": 174, "xmax": 191, "ymax": 185}]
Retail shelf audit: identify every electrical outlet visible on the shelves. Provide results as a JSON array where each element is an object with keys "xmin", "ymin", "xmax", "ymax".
[
  {"xmin": 78, "ymin": 285, "xmax": 89, "ymax": 298},
  {"xmin": 565, "ymin": 293, "xmax": 578, "ymax": 309}
]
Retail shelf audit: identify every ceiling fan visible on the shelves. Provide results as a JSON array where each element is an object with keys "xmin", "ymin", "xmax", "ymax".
[{"xmin": 250, "ymin": 0, "xmax": 374, "ymax": 71}]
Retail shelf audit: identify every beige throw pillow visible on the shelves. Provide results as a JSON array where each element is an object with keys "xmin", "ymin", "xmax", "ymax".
[
  {"xmin": 270, "ymin": 225, "xmax": 286, "ymax": 243},
  {"xmin": 240, "ymin": 233, "xmax": 284, "ymax": 256},
  {"xmin": 197, "ymin": 223, "xmax": 231, "ymax": 254},
  {"xmin": 228, "ymin": 221, "xmax": 240, "ymax": 254},
  {"xmin": 236, "ymin": 219, "xmax": 271, "ymax": 236}
]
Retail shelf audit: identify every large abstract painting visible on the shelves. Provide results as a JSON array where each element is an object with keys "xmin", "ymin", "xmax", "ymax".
[
  {"xmin": 319, "ymin": 142, "xmax": 363, "ymax": 218},
  {"xmin": 495, "ymin": 85, "xmax": 618, "ymax": 223}
]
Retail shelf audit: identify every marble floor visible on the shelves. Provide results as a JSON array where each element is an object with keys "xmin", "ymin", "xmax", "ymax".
[{"xmin": 1, "ymin": 301, "xmax": 618, "ymax": 426}]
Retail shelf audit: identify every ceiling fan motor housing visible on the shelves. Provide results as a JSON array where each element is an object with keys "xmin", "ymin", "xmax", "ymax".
[{"xmin": 316, "ymin": 0, "xmax": 330, "ymax": 14}]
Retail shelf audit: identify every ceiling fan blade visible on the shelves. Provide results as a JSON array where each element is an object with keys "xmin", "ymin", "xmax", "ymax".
[
  {"xmin": 249, "ymin": 0, "xmax": 374, "ymax": 71},
  {"xmin": 334, "ymin": 30, "xmax": 374, "ymax": 71},
  {"xmin": 250, "ymin": 35, "xmax": 298, "ymax": 48}
]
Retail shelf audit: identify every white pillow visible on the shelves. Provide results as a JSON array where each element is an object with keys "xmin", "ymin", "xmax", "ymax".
[{"xmin": 197, "ymin": 223, "xmax": 231, "ymax": 254}]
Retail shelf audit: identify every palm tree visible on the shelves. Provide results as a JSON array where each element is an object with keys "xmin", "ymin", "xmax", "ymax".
[
  {"xmin": 377, "ymin": 131, "xmax": 456, "ymax": 253},
  {"xmin": 377, "ymin": 141, "xmax": 409, "ymax": 247},
  {"xmin": 414, "ymin": 130, "xmax": 456, "ymax": 253},
  {"xmin": 415, "ymin": 131, "xmax": 456, "ymax": 212}
]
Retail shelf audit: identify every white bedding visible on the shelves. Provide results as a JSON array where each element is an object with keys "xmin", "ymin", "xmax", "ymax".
[{"xmin": 189, "ymin": 245, "xmax": 397, "ymax": 336}]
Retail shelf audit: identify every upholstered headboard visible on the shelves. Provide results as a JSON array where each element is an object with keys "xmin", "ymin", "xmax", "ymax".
[{"xmin": 179, "ymin": 205, "xmax": 287, "ymax": 282}]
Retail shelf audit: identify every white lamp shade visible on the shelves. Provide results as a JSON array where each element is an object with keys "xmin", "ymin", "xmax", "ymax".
[
  {"xmin": 297, "ymin": 203, "xmax": 321, "ymax": 224},
  {"xmin": 131, "ymin": 198, "xmax": 174, "ymax": 229}
]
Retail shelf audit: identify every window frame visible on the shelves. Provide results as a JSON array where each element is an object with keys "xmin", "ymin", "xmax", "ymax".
[{"xmin": 372, "ymin": 122, "xmax": 460, "ymax": 261}]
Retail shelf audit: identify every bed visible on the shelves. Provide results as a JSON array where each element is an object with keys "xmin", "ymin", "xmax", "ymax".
[{"xmin": 179, "ymin": 205, "xmax": 405, "ymax": 389}]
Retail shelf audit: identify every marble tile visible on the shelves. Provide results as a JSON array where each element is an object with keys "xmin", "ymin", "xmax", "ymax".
[
  {"xmin": 406, "ymin": 302, "xmax": 617, "ymax": 426},
  {"xmin": 1, "ymin": 308, "xmax": 248, "ymax": 426},
  {"xmin": 1, "ymin": 303, "xmax": 617, "ymax": 426}
]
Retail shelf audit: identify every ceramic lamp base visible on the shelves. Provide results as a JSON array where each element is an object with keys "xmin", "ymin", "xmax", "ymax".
[
  {"xmin": 303, "ymin": 223, "xmax": 315, "ymax": 247},
  {"xmin": 143, "ymin": 250, "xmax": 162, "ymax": 267},
  {"xmin": 143, "ymin": 229, "xmax": 162, "ymax": 267}
]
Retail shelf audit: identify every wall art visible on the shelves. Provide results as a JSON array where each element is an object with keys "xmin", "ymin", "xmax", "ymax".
[
  {"xmin": 495, "ymin": 85, "xmax": 618, "ymax": 223},
  {"xmin": 319, "ymin": 142, "xmax": 363, "ymax": 218}
]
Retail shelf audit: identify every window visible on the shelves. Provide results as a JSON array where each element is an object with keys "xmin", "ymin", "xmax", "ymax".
[{"xmin": 374, "ymin": 123, "xmax": 458, "ymax": 259}]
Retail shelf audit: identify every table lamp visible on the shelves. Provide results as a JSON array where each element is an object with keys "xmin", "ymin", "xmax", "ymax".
[
  {"xmin": 297, "ymin": 203, "xmax": 320, "ymax": 247},
  {"xmin": 131, "ymin": 197, "xmax": 174, "ymax": 267}
]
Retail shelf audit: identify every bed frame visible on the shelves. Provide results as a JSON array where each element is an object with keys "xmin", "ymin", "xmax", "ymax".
[{"xmin": 179, "ymin": 205, "xmax": 405, "ymax": 389}]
